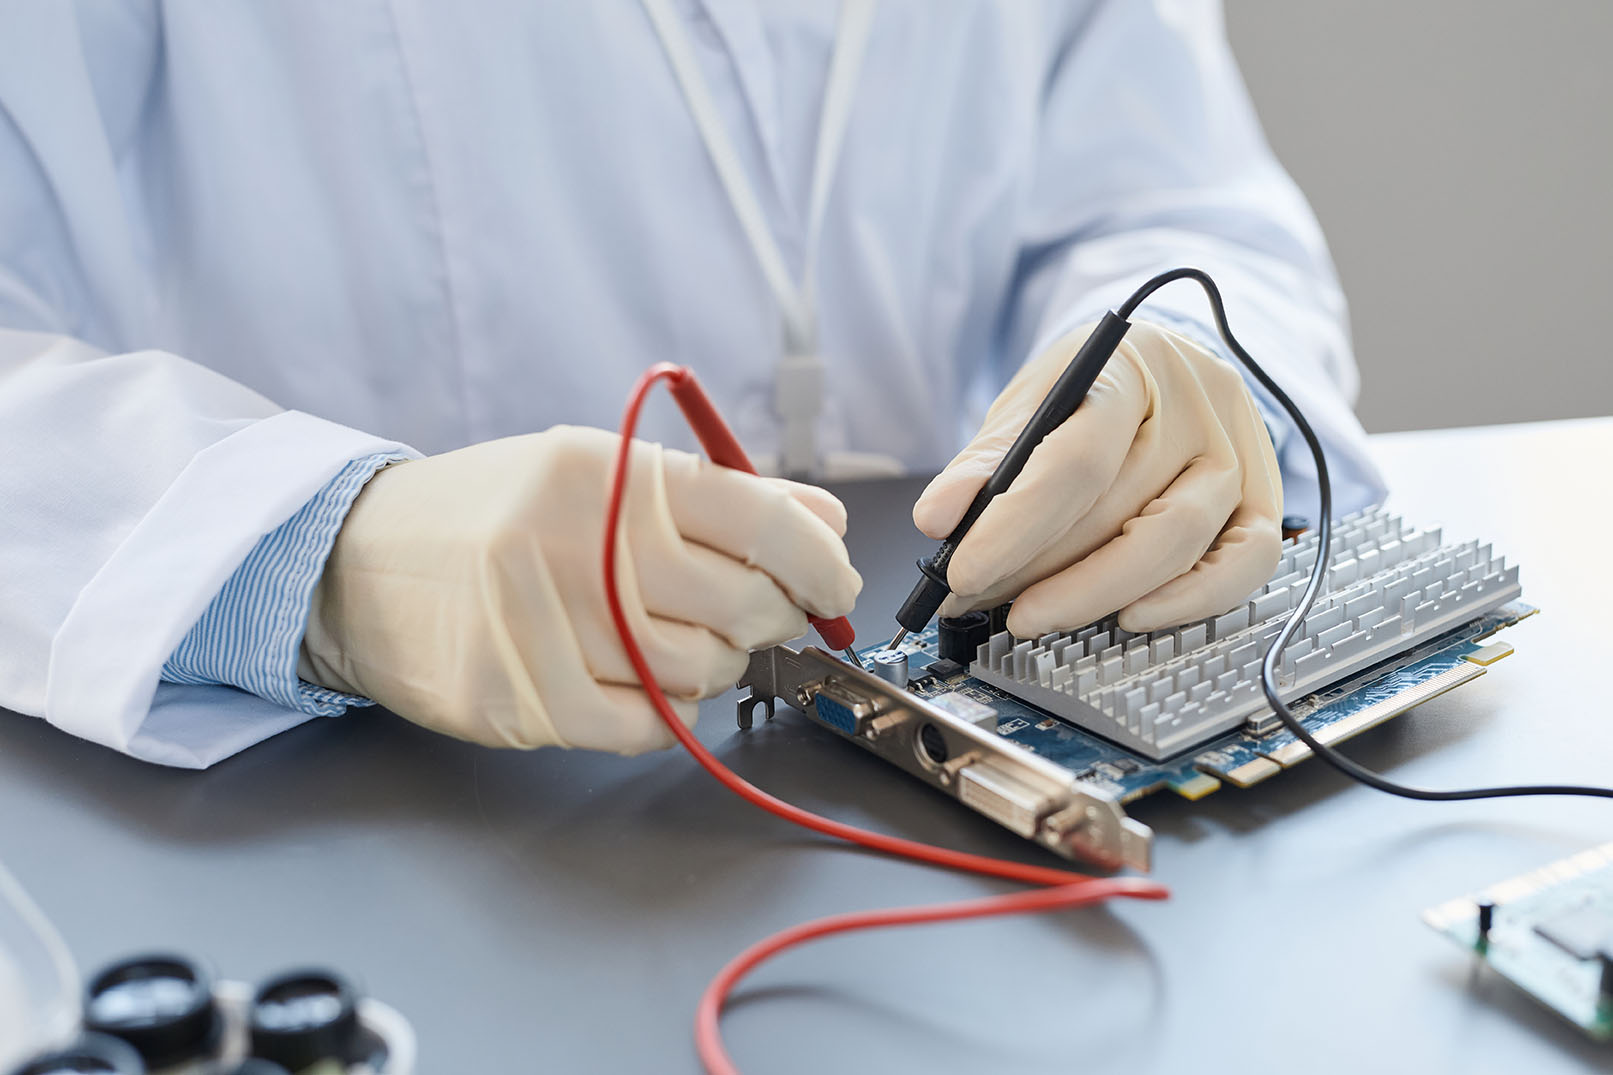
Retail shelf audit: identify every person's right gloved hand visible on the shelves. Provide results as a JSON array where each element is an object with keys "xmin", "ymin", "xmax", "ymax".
[
  {"xmin": 298, "ymin": 426, "xmax": 862, "ymax": 755},
  {"xmin": 913, "ymin": 320, "xmax": 1283, "ymax": 638}
]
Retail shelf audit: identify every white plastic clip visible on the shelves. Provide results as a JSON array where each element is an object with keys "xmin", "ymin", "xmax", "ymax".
[{"xmin": 775, "ymin": 352, "xmax": 825, "ymax": 479}]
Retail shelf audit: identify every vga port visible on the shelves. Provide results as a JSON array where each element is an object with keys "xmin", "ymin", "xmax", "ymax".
[{"xmin": 811, "ymin": 680, "xmax": 879, "ymax": 736}]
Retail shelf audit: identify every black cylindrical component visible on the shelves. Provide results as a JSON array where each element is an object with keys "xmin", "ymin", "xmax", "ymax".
[
  {"xmin": 938, "ymin": 611, "xmax": 991, "ymax": 667},
  {"xmin": 8, "ymin": 1033, "xmax": 146, "ymax": 1075},
  {"xmin": 83, "ymin": 954, "xmax": 218, "ymax": 1069},
  {"xmin": 1475, "ymin": 900, "xmax": 1495, "ymax": 938},
  {"xmin": 250, "ymin": 969, "xmax": 360, "ymax": 1071}
]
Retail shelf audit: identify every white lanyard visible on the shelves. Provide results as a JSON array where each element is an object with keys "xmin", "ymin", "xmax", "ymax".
[{"xmin": 641, "ymin": 0, "xmax": 877, "ymax": 475}]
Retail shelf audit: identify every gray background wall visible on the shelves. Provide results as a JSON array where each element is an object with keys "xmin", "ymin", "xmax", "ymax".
[{"xmin": 1225, "ymin": 1, "xmax": 1612, "ymax": 432}]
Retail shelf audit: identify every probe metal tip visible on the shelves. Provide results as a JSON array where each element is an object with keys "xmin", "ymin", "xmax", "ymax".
[
  {"xmin": 887, "ymin": 629, "xmax": 908, "ymax": 651},
  {"xmin": 841, "ymin": 647, "xmax": 866, "ymax": 670}
]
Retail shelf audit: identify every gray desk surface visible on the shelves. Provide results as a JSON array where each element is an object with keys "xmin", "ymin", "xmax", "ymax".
[{"xmin": 3, "ymin": 417, "xmax": 1610, "ymax": 1074}]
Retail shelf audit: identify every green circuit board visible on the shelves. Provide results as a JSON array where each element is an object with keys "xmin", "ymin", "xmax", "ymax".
[
  {"xmin": 854, "ymin": 602, "xmax": 1536, "ymax": 807},
  {"xmin": 1424, "ymin": 843, "xmax": 1613, "ymax": 1041}
]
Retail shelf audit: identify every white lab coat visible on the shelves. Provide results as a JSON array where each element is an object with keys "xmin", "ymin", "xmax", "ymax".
[{"xmin": 0, "ymin": 0, "xmax": 1384, "ymax": 767}]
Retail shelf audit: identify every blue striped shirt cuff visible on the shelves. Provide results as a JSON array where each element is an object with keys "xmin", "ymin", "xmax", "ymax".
[{"xmin": 161, "ymin": 452, "xmax": 406, "ymax": 716}]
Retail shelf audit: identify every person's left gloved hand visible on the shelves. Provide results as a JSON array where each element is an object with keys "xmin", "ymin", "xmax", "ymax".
[{"xmin": 913, "ymin": 319, "xmax": 1283, "ymax": 638}]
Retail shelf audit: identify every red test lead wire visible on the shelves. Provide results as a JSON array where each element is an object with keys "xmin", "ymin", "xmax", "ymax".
[{"xmin": 603, "ymin": 363, "xmax": 1169, "ymax": 1075}]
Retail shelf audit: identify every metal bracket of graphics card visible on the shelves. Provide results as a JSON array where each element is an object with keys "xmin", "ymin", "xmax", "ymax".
[{"xmin": 737, "ymin": 644, "xmax": 1153, "ymax": 872}]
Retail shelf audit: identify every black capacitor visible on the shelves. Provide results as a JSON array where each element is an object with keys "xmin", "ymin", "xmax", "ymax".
[
  {"xmin": 1476, "ymin": 899, "xmax": 1495, "ymax": 939},
  {"xmin": 83, "ymin": 954, "xmax": 218, "ymax": 1069},
  {"xmin": 986, "ymin": 602, "xmax": 1013, "ymax": 637},
  {"xmin": 250, "ymin": 968, "xmax": 360, "ymax": 1071},
  {"xmin": 937, "ymin": 611, "xmax": 991, "ymax": 667},
  {"xmin": 8, "ymin": 1033, "xmax": 146, "ymax": 1075}
]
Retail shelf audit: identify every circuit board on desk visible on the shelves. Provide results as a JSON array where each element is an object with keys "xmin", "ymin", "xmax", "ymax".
[
  {"xmin": 882, "ymin": 605, "xmax": 1533, "ymax": 810},
  {"xmin": 737, "ymin": 508, "xmax": 1534, "ymax": 870},
  {"xmin": 1424, "ymin": 842, "xmax": 1613, "ymax": 1041},
  {"xmin": 740, "ymin": 612, "xmax": 1536, "ymax": 874},
  {"xmin": 738, "ymin": 602, "xmax": 1533, "ymax": 871}
]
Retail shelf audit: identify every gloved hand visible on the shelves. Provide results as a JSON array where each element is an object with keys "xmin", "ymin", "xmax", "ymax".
[
  {"xmin": 299, "ymin": 426, "xmax": 861, "ymax": 754},
  {"xmin": 914, "ymin": 320, "xmax": 1282, "ymax": 638}
]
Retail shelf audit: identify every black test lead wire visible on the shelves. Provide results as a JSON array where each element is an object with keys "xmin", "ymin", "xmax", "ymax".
[{"xmin": 1121, "ymin": 267, "xmax": 1613, "ymax": 803}]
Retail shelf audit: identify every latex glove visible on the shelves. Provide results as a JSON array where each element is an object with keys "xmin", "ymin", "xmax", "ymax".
[
  {"xmin": 914, "ymin": 320, "xmax": 1282, "ymax": 638},
  {"xmin": 299, "ymin": 426, "xmax": 861, "ymax": 754}
]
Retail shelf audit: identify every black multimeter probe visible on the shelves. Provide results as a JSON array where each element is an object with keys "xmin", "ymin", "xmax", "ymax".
[{"xmin": 887, "ymin": 309, "xmax": 1132, "ymax": 649}]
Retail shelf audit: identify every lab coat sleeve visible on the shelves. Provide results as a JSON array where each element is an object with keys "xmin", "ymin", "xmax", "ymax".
[
  {"xmin": 0, "ymin": 7, "xmax": 419, "ymax": 767},
  {"xmin": 1000, "ymin": 0, "xmax": 1387, "ymax": 522},
  {"xmin": 0, "ymin": 335, "xmax": 420, "ymax": 769},
  {"xmin": 160, "ymin": 452, "xmax": 407, "ymax": 717}
]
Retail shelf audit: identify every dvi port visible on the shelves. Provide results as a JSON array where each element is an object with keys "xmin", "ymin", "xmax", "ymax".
[
  {"xmin": 956, "ymin": 761, "xmax": 1058, "ymax": 838},
  {"xmin": 811, "ymin": 679, "xmax": 879, "ymax": 736}
]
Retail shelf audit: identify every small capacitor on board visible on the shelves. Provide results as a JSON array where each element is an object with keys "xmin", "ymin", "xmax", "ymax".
[{"xmin": 867, "ymin": 648, "xmax": 909, "ymax": 689}]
